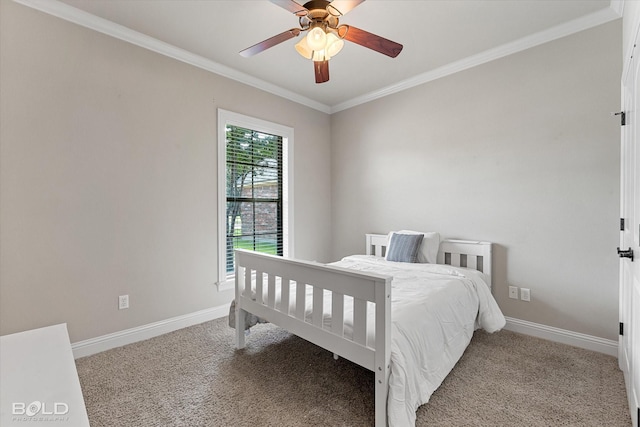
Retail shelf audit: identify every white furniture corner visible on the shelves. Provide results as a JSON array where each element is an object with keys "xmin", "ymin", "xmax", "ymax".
[{"xmin": 1, "ymin": 324, "xmax": 90, "ymax": 426}]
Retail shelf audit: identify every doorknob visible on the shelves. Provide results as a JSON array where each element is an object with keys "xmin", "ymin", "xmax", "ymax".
[{"xmin": 617, "ymin": 247, "xmax": 634, "ymax": 261}]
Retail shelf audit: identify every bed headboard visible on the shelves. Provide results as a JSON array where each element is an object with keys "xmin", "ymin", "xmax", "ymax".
[{"xmin": 365, "ymin": 233, "xmax": 493, "ymax": 286}]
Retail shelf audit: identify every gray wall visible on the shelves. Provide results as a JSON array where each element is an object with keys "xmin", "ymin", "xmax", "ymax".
[
  {"xmin": 0, "ymin": 1, "xmax": 332, "ymax": 342},
  {"xmin": 330, "ymin": 21, "xmax": 622, "ymax": 341}
]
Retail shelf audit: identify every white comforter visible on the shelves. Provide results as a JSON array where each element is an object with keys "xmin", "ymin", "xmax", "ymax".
[{"xmin": 331, "ymin": 255, "xmax": 505, "ymax": 427}]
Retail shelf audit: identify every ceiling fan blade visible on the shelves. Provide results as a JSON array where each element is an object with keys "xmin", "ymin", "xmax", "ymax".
[
  {"xmin": 269, "ymin": 0, "xmax": 308, "ymax": 16},
  {"xmin": 240, "ymin": 28, "xmax": 301, "ymax": 57},
  {"xmin": 327, "ymin": 0, "xmax": 365, "ymax": 16},
  {"xmin": 314, "ymin": 60, "xmax": 330, "ymax": 83},
  {"xmin": 340, "ymin": 25, "xmax": 403, "ymax": 58}
]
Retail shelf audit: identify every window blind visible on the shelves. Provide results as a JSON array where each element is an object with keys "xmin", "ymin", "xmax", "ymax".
[{"xmin": 225, "ymin": 125, "xmax": 283, "ymax": 273}]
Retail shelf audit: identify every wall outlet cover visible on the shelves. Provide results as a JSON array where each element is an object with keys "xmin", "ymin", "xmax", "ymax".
[{"xmin": 118, "ymin": 295, "xmax": 129, "ymax": 310}]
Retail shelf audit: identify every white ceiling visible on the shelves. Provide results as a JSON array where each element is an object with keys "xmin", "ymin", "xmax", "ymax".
[{"xmin": 17, "ymin": 0, "xmax": 621, "ymax": 113}]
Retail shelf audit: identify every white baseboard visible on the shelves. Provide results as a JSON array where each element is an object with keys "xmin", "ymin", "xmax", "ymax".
[
  {"xmin": 71, "ymin": 305, "xmax": 229, "ymax": 359},
  {"xmin": 504, "ymin": 316, "xmax": 618, "ymax": 357},
  {"xmin": 70, "ymin": 310, "xmax": 618, "ymax": 359}
]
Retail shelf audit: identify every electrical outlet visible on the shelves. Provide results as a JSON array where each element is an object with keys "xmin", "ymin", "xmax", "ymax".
[
  {"xmin": 118, "ymin": 295, "xmax": 129, "ymax": 310},
  {"xmin": 520, "ymin": 288, "xmax": 531, "ymax": 302},
  {"xmin": 508, "ymin": 286, "xmax": 518, "ymax": 299}
]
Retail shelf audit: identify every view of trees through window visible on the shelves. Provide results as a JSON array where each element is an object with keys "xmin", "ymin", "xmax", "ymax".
[{"xmin": 225, "ymin": 125, "xmax": 283, "ymax": 273}]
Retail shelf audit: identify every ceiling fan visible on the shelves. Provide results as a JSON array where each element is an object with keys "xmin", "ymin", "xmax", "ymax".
[{"xmin": 239, "ymin": 0, "xmax": 403, "ymax": 84}]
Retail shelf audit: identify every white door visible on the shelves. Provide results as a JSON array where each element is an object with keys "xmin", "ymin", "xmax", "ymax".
[{"xmin": 620, "ymin": 27, "xmax": 640, "ymax": 427}]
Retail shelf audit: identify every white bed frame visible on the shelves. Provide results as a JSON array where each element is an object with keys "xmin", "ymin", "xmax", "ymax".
[{"xmin": 234, "ymin": 233, "xmax": 492, "ymax": 426}]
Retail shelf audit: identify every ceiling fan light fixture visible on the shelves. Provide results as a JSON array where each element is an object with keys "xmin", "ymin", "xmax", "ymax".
[
  {"xmin": 241, "ymin": 1, "xmax": 403, "ymax": 83},
  {"xmin": 306, "ymin": 26, "xmax": 327, "ymax": 51}
]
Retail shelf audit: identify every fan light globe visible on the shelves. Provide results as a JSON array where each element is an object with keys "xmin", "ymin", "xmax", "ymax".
[
  {"xmin": 325, "ymin": 33, "xmax": 344, "ymax": 57},
  {"xmin": 295, "ymin": 37, "xmax": 313, "ymax": 59},
  {"xmin": 306, "ymin": 27, "xmax": 327, "ymax": 51}
]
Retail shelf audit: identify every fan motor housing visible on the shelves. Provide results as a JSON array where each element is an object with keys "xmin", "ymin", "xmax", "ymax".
[
  {"xmin": 303, "ymin": 0, "xmax": 331, "ymax": 12},
  {"xmin": 299, "ymin": 0, "xmax": 340, "ymax": 29}
]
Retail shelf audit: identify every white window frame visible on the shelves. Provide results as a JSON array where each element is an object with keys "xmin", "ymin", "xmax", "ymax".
[{"xmin": 216, "ymin": 109, "xmax": 294, "ymax": 291}]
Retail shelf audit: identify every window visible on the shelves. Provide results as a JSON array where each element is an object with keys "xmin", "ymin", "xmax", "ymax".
[{"xmin": 217, "ymin": 110, "xmax": 293, "ymax": 290}]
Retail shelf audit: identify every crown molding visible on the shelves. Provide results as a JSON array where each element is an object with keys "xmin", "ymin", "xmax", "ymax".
[
  {"xmin": 330, "ymin": 5, "xmax": 622, "ymax": 113},
  {"xmin": 12, "ymin": 0, "xmax": 332, "ymax": 114},
  {"xmin": 13, "ymin": 0, "xmax": 621, "ymax": 116},
  {"xmin": 610, "ymin": 0, "xmax": 624, "ymax": 17}
]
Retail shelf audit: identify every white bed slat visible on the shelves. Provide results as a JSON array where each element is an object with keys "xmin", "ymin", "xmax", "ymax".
[
  {"xmin": 267, "ymin": 274, "xmax": 276, "ymax": 309},
  {"xmin": 467, "ymin": 255, "xmax": 477, "ymax": 270},
  {"xmin": 331, "ymin": 293, "xmax": 344, "ymax": 336},
  {"xmin": 295, "ymin": 282, "xmax": 306, "ymax": 320},
  {"xmin": 451, "ymin": 253, "xmax": 461, "ymax": 268},
  {"xmin": 312, "ymin": 286, "xmax": 323, "ymax": 327},
  {"xmin": 236, "ymin": 266, "xmax": 245, "ymax": 295},
  {"xmin": 256, "ymin": 271, "xmax": 264, "ymax": 304},
  {"xmin": 281, "ymin": 278, "xmax": 290, "ymax": 315},
  {"xmin": 352, "ymin": 298, "xmax": 367, "ymax": 345},
  {"xmin": 243, "ymin": 268, "xmax": 252, "ymax": 298}
]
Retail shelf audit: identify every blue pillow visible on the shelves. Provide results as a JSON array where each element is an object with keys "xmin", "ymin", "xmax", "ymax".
[{"xmin": 386, "ymin": 233, "xmax": 424, "ymax": 263}]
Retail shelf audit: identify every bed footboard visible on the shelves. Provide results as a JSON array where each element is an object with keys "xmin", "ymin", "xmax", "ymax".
[{"xmin": 234, "ymin": 249, "xmax": 392, "ymax": 427}]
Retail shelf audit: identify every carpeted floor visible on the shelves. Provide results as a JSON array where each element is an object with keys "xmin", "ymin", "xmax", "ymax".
[{"xmin": 75, "ymin": 318, "xmax": 631, "ymax": 426}]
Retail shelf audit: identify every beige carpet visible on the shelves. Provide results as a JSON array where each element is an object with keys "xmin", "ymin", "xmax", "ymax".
[{"xmin": 75, "ymin": 318, "xmax": 631, "ymax": 426}]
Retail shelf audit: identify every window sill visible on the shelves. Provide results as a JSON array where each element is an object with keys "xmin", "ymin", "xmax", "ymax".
[{"xmin": 216, "ymin": 277, "xmax": 235, "ymax": 292}]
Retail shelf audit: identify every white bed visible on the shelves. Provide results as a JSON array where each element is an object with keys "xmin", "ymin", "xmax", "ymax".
[{"xmin": 233, "ymin": 233, "xmax": 505, "ymax": 426}]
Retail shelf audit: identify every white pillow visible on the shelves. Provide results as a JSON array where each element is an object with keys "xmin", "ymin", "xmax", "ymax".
[{"xmin": 386, "ymin": 230, "xmax": 440, "ymax": 264}]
